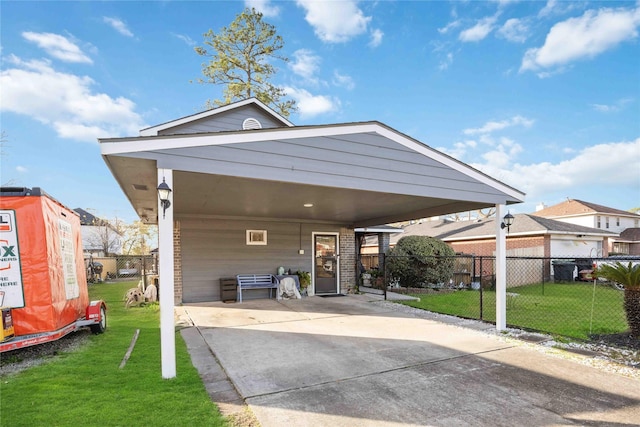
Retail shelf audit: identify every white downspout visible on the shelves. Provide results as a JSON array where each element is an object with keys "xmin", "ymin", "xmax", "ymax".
[
  {"xmin": 158, "ymin": 168, "xmax": 176, "ymax": 378},
  {"xmin": 495, "ymin": 204, "xmax": 507, "ymax": 331}
]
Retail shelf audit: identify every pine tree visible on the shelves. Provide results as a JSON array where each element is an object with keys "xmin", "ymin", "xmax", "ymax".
[{"xmin": 194, "ymin": 8, "xmax": 296, "ymax": 117}]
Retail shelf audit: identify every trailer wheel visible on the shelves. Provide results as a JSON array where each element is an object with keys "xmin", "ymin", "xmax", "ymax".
[{"xmin": 90, "ymin": 305, "xmax": 107, "ymax": 334}]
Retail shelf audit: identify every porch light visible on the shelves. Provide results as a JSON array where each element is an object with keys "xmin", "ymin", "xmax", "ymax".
[
  {"xmin": 157, "ymin": 178, "xmax": 172, "ymax": 219},
  {"xmin": 501, "ymin": 212, "xmax": 514, "ymax": 232}
]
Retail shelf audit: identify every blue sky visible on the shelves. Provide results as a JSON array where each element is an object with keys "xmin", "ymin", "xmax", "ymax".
[{"xmin": 1, "ymin": 0, "xmax": 639, "ymax": 223}]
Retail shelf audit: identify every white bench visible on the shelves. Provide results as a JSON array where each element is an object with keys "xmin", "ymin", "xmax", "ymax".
[{"xmin": 236, "ymin": 274, "xmax": 279, "ymax": 303}]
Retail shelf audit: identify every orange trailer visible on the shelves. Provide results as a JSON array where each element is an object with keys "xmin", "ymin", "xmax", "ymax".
[{"xmin": 0, "ymin": 187, "xmax": 106, "ymax": 352}]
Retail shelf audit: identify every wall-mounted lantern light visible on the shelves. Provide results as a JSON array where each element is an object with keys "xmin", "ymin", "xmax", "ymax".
[
  {"xmin": 501, "ymin": 212, "xmax": 515, "ymax": 233},
  {"xmin": 157, "ymin": 178, "xmax": 172, "ymax": 219}
]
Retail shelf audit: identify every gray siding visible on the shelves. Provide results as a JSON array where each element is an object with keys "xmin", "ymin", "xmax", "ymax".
[
  {"xmin": 159, "ymin": 105, "xmax": 285, "ymax": 135},
  {"xmin": 180, "ymin": 217, "xmax": 341, "ymax": 302},
  {"xmin": 152, "ymin": 131, "xmax": 501, "ymax": 202}
]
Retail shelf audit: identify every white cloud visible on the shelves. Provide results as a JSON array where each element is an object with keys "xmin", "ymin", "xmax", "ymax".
[
  {"xmin": 538, "ymin": 0, "xmax": 558, "ymax": 18},
  {"xmin": 22, "ymin": 32, "xmax": 92, "ymax": 64},
  {"xmin": 369, "ymin": 28, "xmax": 384, "ymax": 47},
  {"xmin": 464, "ymin": 115, "xmax": 534, "ymax": 135},
  {"xmin": 492, "ymin": 0, "xmax": 519, "ymax": 6},
  {"xmin": 521, "ymin": 6, "xmax": 640, "ymax": 74},
  {"xmin": 245, "ymin": 0, "xmax": 280, "ymax": 17},
  {"xmin": 0, "ymin": 55, "xmax": 145, "ymax": 142},
  {"xmin": 441, "ymin": 139, "xmax": 477, "ymax": 160},
  {"xmin": 438, "ymin": 20, "xmax": 461, "ymax": 34},
  {"xmin": 289, "ymin": 49, "xmax": 321, "ymax": 83},
  {"xmin": 473, "ymin": 138, "xmax": 640, "ymax": 200},
  {"xmin": 103, "ymin": 17, "xmax": 134, "ymax": 37},
  {"xmin": 296, "ymin": 0, "xmax": 371, "ymax": 43},
  {"xmin": 498, "ymin": 18, "xmax": 529, "ymax": 43},
  {"xmin": 439, "ymin": 52, "xmax": 454, "ymax": 70},
  {"xmin": 332, "ymin": 71, "xmax": 355, "ymax": 90},
  {"xmin": 16, "ymin": 166, "xmax": 28, "ymax": 173},
  {"xmin": 537, "ymin": 0, "xmax": 582, "ymax": 18},
  {"xmin": 285, "ymin": 87, "xmax": 340, "ymax": 118},
  {"xmin": 459, "ymin": 15, "xmax": 498, "ymax": 42},
  {"xmin": 480, "ymin": 137, "xmax": 523, "ymax": 168},
  {"xmin": 172, "ymin": 33, "xmax": 196, "ymax": 46},
  {"xmin": 590, "ymin": 98, "xmax": 633, "ymax": 113}
]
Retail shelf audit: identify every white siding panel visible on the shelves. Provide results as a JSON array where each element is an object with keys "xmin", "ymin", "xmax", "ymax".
[{"xmin": 159, "ymin": 105, "xmax": 283, "ymax": 135}]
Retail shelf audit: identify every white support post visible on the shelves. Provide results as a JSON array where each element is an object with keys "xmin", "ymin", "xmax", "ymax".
[
  {"xmin": 495, "ymin": 204, "xmax": 507, "ymax": 331},
  {"xmin": 158, "ymin": 168, "xmax": 176, "ymax": 379}
]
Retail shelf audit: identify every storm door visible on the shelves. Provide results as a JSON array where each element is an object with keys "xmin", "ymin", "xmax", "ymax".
[{"xmin": 313, "ymin": 234, "xmax": 339, "ymax": 294}]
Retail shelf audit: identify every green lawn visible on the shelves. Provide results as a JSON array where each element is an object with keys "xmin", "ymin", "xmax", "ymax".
[
  {"xmin": 400, "ymin": 282, "xmax": 627, "ymax": 340},
  {"xmin": 0, "ymin": 281, "xmax": 227, "ymax": 427}
]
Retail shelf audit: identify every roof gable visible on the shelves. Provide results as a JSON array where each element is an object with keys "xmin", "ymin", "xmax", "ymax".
[
  {"xmin": 140, "ymin": 98, "xmax": 293, "ymax": 136},
  {"xmin": 534, "ymin": 199, "xmax": 634, "ymax": 218},
  {"xmin": 100, "ymin": 114, "xmax": 525, "ymax": 226}
]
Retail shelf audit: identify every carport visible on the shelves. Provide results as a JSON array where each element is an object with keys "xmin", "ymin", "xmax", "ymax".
[{"xmin": 100, "ymin": 98, "xmax": 525, "ymax": 378}]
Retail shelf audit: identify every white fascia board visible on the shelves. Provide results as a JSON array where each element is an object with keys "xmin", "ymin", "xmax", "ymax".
[
  {"xmin": 101, "ymin": 123, "xmax": 383, "ymax": 155},
  {"xmin": 442, "ymin": 230, "xmax": 616, "ymax": 241},
  {"xmin": 355, "ymin": 226, "xmax": 403, "ymax": 233},
  {"xmin": 139, "ymin": 98, "xmax": 293, "ymax": 136}
]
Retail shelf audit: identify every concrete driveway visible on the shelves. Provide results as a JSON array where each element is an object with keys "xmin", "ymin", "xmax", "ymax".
[{"xmin": 180, "ymin": 294, "xmax": 640, "ymax": 426}]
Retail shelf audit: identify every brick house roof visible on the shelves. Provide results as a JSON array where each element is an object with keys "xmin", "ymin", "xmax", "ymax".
[
  {"xmin": 533, "ymin": 199, "xmax": 635, "ymax": 218},
  {"xmin": 619, "ymin": 228, "xmax": 640, "ymax": 242},
  {"xmin": 389, "ymin": 213, "xmax": 616, "ymax": 244}
]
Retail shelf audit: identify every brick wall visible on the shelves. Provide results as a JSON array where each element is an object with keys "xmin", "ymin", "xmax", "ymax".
[
  {"xmin": 449, "ymin": 236, "xmax": 547, "ymax": 256},
  {"xmin": 173, "ymin": 220, "xmax": 182, "ymax": 304},
  {"xmin": 340, "ymin": 228, "xmax": 356, "ymax": 294}
]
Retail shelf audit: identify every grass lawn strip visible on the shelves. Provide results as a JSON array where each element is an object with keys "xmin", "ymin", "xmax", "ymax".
[
  {"xmin": 400, "ymin": 282, "xmax": 626, "ymax": 340},
  {"xmin": 0, "ymin": 281, "xmax": 227, "ymax": 427}
]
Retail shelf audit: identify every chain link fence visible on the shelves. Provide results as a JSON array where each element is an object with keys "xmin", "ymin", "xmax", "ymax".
[
  {"xmin": 359, "ymin": 253, "xmax": 635, "ymax": 340},
  {"xmin": 85, "ymin": 255, "xmax": 157, "ymax": 284}
]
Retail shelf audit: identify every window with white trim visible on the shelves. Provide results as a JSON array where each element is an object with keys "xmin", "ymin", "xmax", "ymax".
[{"xmin": 246, "ymin": 230, "xmax": 267, "ymax": 245}]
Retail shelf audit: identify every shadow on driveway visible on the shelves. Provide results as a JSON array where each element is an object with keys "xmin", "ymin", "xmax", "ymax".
[{"xmin": 181, "ymin": 295, "xmax": 640, "ymax": 426}]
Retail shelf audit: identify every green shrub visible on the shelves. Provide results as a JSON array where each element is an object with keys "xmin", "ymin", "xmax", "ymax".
[{"xmin": 386, "ymin": 235, "xmax": 455, "ymax": 288}]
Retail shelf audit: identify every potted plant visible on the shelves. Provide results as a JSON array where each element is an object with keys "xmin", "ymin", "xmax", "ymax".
[
  {"xmin": 296, "ymin": 270, "xmax": 311, "ymax": 295},
  {"xmin": 594, "ymin": 261, "xmax": 640, "ymax": 337},
  {"xmin": 369, "ymin": 269, "xmax": 385, "ymax": 289}
]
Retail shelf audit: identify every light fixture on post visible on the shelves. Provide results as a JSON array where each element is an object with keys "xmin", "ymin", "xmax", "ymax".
[
  {"xmin": 157, "ymin": 177, "xmax": 172, "ymax": 219},
  {"xmin": 501, "ymin": 212, "xmax": 514, "ymax": 233}
]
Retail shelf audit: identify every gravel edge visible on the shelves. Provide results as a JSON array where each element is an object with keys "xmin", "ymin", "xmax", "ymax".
[{"xmin": 372, "ymin": 300, "xmax": 640, "ymax": 380}]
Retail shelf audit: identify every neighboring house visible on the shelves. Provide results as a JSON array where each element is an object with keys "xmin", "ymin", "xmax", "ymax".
[
  {"xmin": 379, "ymin": 214, "xmax": 617, "ymax": 258},
  {"xmin": 74, "ymin": 208, "xmax": 123, "ymax": 256},
  {"xmin": 533, "ymin": 199, "xmax": 640, "ymax": 255},
  {"xmin": 617, "ymin": 228, "xmax": 640, "ymax": 256},
  {"xmin": 99, "ymin": 98, "xmax": 524, "ymax": 303},
  {"xmin": 363, "ymin": 214, "xmax": 617, "ymax": 286}
]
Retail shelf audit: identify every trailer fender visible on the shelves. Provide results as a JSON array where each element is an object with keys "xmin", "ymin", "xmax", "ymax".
[{"xmin": 87, "ymin": 300, "xmax": 107, "ymax": 334}]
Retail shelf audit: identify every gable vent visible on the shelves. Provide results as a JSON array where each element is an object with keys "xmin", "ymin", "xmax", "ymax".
[{"xmin": 242, "ymin": 117, "xmax": 262, "ymax": 130}]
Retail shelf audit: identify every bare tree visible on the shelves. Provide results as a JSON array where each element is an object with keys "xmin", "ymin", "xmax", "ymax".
[
  {"xmin": 83, "ymin": 216, "xmax": 125, "ymax": 256},
  {"xmin": 121, "ymin": 220, "xmax": 158, "ymax": 255}
]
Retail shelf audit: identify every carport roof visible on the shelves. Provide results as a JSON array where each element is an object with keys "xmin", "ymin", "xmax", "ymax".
[{"xmin": 100, "ymin": 100, "xmax": 525, "ymax": 226}]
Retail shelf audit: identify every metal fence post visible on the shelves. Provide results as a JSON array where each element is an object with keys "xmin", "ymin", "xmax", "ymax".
[
  {"xmin": 382, "ymin": 253, "xmax": 387, "ymax": 301},
  {"xmin": 541, "ymin": 258, "xmax": 545, "ymax": 296},
  {"xmin": 479, "ymin": 256, "xmax": 484, "ymax": 320}
]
